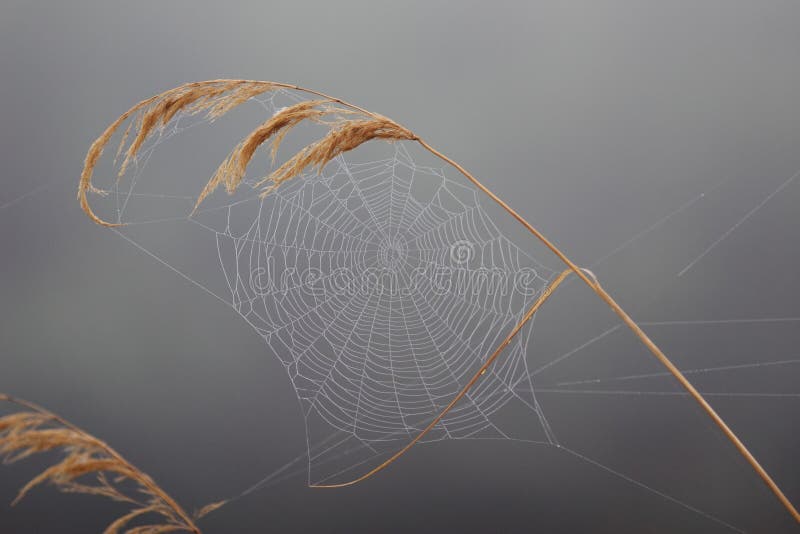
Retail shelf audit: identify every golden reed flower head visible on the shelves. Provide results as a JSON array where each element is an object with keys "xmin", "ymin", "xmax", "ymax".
[
  {"xmin": 78, "ymin": 80, "xmax": 415, "ymax": 227},
  {"xmin": 0, "ymin": 393, "xmax": 210, "ymax": 533}
]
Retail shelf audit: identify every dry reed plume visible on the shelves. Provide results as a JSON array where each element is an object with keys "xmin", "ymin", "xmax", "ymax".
[
  {"xmin": 79, "ymin": 80, "xmax": 275, "ymax": 226},
  {"xmin": 0, "ymin": 393, "xmax": 220, "ymax": 533},
  {"xmin": 78, "ymin": 80, "xmax": 415, "ymax": 226},
  {"xmin": 194, "ymin": 98, "xmax": 335, "ymax": 209}
]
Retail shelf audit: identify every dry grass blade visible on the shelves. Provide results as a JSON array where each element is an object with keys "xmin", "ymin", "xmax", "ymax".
[
  {"xmin": 197, "ymin": 106, "xmax": 415, "ymax": 206},
  {"xmin": 103, "ymin": 506, "xmax": 161, "ymax": 534},
  {"xmin": 255, "ymin": 116, "xmax": 415, "ymax": 195},
  {"xmin": 193, "ymin": 500, "xmax": 228, "ymax": 520},
  {"xmin": 0, "ymin": 394, "xmax": 206, "ymax": 534},
  {"xmin": 193, "ymin": 99, "xmax": 339, "ymax": 211}
]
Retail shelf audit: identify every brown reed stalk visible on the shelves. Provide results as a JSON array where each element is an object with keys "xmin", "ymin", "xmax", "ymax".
[
  {"xmin": 77, "ymin": 80, "xmax": 800, "ymax": 523},
  {"xmin": 0, "ymin": 393, "xmax": 216, "ymax": 534}
]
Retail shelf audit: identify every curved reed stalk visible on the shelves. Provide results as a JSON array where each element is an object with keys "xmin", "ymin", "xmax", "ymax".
[
  {"xmin": 77, "ymin": 80, "xmax": 799, "ymax": 523},
  {"xmin": 312, "ymin": 269, "xmax": 574, "ymax": 488},
  {"xmin": 0, "ymin": 394, "xmax": 207, "ymax": 533}
]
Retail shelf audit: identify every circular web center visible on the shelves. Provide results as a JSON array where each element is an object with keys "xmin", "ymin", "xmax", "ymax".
[{"xmin": 378, "ymin": 235, "xmax": 408, "ymax": 271}]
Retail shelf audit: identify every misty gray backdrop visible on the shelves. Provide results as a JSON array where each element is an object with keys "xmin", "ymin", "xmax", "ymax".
[{"xmin": 1, "ymin": 1, "xmax": 799, "ymax": 533}]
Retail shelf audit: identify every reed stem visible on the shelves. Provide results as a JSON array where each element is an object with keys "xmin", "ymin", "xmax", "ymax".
[{"xmin": 77, "ymin": 79, "xmax": 799, "ymax": 522}]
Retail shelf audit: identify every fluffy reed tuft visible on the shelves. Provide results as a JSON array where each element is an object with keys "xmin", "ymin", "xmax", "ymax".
[
  {"xmin": 193, "ymin": 99, "xmax": 338, "ymax": 211},
  {"xmin": 195, "ymin": 102, "xmax": 415, "ymax": 209},
  {"xmin": 79, "ymin": 80, "xmax": 275, "ymax": 227},
  {"xmin": 78, "ymin": 80, "xmax": 416, "ymax": 226},
  {"xmin": 0, "ymin": 393, "xmax": 207, "ymax": 534},
  {"xmin": 253, "ymin": 116, "xmax": 416, "ymax": 196}
]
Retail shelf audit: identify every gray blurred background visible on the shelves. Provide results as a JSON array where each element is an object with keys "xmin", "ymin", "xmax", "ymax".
[{"xmin": 1, "ymin": 1, "xmax": 799, "ymax": 532}]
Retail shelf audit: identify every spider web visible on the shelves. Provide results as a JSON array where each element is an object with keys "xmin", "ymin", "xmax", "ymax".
[
  {"xmin": 80, "ymin": 88, "xmax": 799, "ymax": 531},
  {"xmin": 87, "ymin": 88, "xmax": 562, "ymax": 486},
  {"xmin": 210, "ymin": 143, "xmax": 563, "ymax": 484}
]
